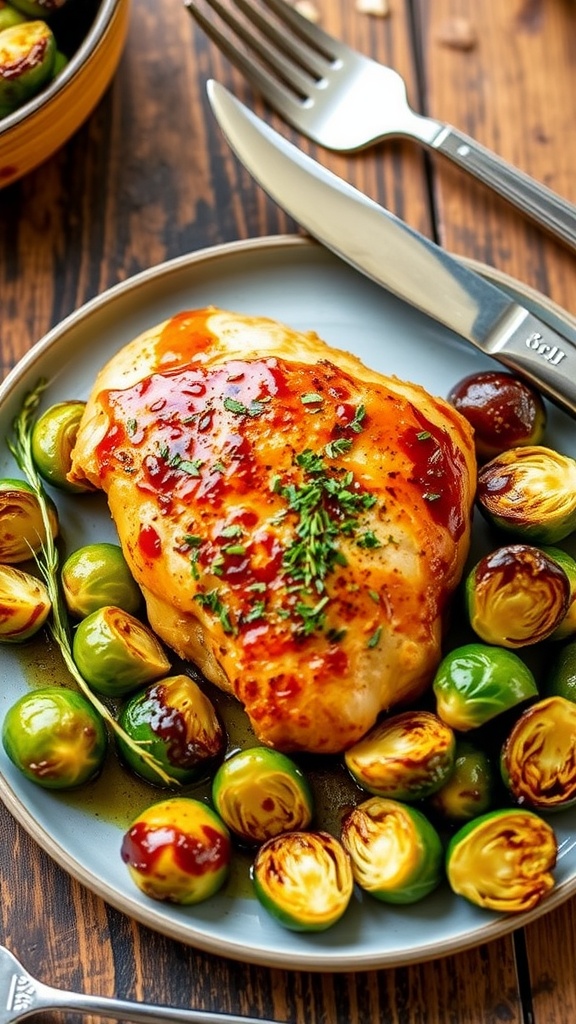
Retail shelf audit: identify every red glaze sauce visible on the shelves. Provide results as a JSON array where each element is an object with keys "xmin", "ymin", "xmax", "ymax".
[
  {"xmin": 398, "ymin": 410, "xmax": 469, "ymax": 539},
  {"xmin": 120, "ymin": 821, "xmax": 230, "ymax": 875}
]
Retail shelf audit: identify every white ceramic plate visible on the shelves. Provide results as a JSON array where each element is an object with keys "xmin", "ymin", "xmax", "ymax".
[{"xmin": 1, "ymin": 235, "xmax": 575, "ymax": 972}]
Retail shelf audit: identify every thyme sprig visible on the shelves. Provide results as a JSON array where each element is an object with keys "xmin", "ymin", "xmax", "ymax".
[{"xmin": 8, "ymin": 379, "xmax": 174, "ymax": 787}]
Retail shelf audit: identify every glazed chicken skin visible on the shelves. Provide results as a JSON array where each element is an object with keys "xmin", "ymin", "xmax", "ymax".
[{"xmin": 69, "ymin": 307, "xmax": 476, "ymax": 754}]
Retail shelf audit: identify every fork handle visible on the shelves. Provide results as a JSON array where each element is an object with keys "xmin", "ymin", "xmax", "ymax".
[{"xmin": 429, "ymin": 124, "xmax": 576, "ymax": 254}]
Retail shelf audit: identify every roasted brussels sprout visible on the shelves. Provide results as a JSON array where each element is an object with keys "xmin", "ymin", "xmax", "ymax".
[
  {"xmin": 212, "ymin": 747, "xmax": 313, "ymax": 844},
  {"xmin": 432, "ymin": 642, "xmax": 538, "ymax": 731},
  {"xmin": 340, "ymin": 797, "xmax": 443, "ymax": 903},
  {"xmin": 540, "ymin": 547, "xmax": 576, "ymax": 641},
  {"xmin": 0, "ymin": 20, "xmax": 56, "ymax": 117},
  {"xmin": 9, "ymin": 0, "xmax": 68, "ymax": 14},
  {"xmin": 428, "ymin": 741, "xmax": 495, "ymax": 822},
  {"xmin": 447, "ymin": 371, "xmax": 546, "ymax": 462},
  {"xmin": 72, "ymin": 606, "xmax": 171, "ymax": 697},
  {"xmin": 0, "ymin": 2, "xmax": 27, "ymax": 30},
  {"xmin": 344, "ymin": 710, "xmax": 455, "ymax": 800},
  {"xmin": 252, "ymin": 831, "xmax": 354, "ymax": 931},
  {"xmin": 31, "ymin": 401, "xmax": 91, "ymax": 492},
  {"xmin": 0, "ymin": 478, "xmax": 58, "ymax": 563},
  {"xmin": 2, "ymin": 687, "xmax": 107, "ymax": 789},
  {"xmin": 117, "ymin": 674, "xmax": 225, "ymax": 786},
  {"xmin": 61, "ymin": 542, "xmax": 141, "ymax": 619},
  {"xmin": 501, "ymin": 696, "xmax": 576, "ymax": 811},
  {"xmin": 121, "ymin": 797, "xmax": 231, "ymax": 904},
  {"xmin": 546, "ymin": 640, "xmax": 576, "ymax": 703},
  {"xmin": 446, "ymin": 808, "xmax": 557, "ymax": 912},
  {"xmin": 476, "ymin": 445, "xmax": 576, "ymax": 544},
  {"xmin": 465, "ymin": 544, "xmax": 570, "ymax": 648},
  {"xmin": 0, "ymin": 564, "xmax": 51, "ymax": 642}
]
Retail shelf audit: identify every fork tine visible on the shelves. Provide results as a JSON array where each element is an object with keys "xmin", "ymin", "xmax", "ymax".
[
  {"xmin": 260, "ymin": 0, "xmax": 348, "ymax": 63},
  {"xmin": 233, "ymin": 0, "xmax": 330, "ymax": 79},
  {"xmin": 185, "ymin": 0, "xmax": 321, "ymax": 105}
]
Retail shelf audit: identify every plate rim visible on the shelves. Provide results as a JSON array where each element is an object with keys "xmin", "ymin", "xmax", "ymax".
[{"xmin": 1, "ymin": 232, "xmax": 575, "ymax": 972}]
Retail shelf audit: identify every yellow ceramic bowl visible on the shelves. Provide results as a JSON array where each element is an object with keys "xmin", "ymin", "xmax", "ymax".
[{"xmin": 0, "ymin": 0, "xmax": 130, "ymax": 188}]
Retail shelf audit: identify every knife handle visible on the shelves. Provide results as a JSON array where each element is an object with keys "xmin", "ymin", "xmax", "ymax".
[
  {"xmin": 489, "ymin": 309, "xmax": 576, "ymax": 418},
  {"xmin": 430, "ymin": 126, "xmax": 576, "ymax": 255}
]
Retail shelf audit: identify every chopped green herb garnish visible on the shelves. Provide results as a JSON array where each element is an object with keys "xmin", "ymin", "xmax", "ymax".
[
  {"xmin": 367, "ymin": 626, "xmax": 382, "ymax": 649},
  {"xmin": 223, "ymin": 396, "xmax": 266, "ymax": 417},
  {"xmin": 194, "ymin": 588, "xmax": 236, "ymax": 634},
  {"xmin": 301, "ymin": 392, "xmax": 324, "ymax": 405},
  {"xmin": 126, "ymin": 417, "xmax": 138, "ymax": 437},
  {"xmin": 368, "ymin": 589, "xmax": 380, "ymax": 603},
  {"xmin": 417, "ymin": 430, "xmax": 432, "ymax": 441},
  {"xmin": 349, "ymin": 404, "xmax": 366, "ymax": 433},
  {"xmin": 423, "ymin": 492, "xmax": 442, "ymax": 502},
  {"xmin": 324, "ymin": 437, "xmax": 353, "ymax": 458},
  {"xmin": 357, "ymin": 531, "xmax": 382, "ymax": 549}
]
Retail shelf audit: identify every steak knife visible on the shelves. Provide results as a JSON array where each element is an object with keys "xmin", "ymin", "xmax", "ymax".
[{"xmin": 206, "ymin": 80, "xmax": 576, "ymax": 419}]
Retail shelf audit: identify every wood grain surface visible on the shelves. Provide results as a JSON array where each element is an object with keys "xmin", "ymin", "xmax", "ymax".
[{"xmin": 0, "ymin": 1, "xmax": 575, "ymax": 1021}]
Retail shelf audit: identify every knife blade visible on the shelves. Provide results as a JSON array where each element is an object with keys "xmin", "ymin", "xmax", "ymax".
[{"xmin": 206, "ymin": 80, "xmax": 576, "ymax": 419}]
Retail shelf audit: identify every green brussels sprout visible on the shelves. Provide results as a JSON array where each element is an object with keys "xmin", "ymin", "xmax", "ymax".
[
  {"xmin": 2, "ymin": 687, "xmax": 107, "ymax": 789},
  {"xmin": 465, "ymin": 544, "xmax": 570, "ymax": 648},
  {"xmin": 251, "ymin": 831, "xmax": 354, "ymax": 931},
  {"xmin": 0, "ymin": 20, "xmax": 56, "ymax": 117},
  {"xmin": 117, "ymin": 674, "xmax": 226, "ymax": 786},
  {"xmin": 120, "ymin": 797, "xmax": 231, "ymax": 904},
  {"xmin": 447, "ymin": 371, "xmax": 546, "ymax": 462},
  {"xmin": 545, "ymin": 640, "xmax": 576, "ymax": 703},
  {"xmin": 539, "ymin": 547, "xmax": 576, "ymax": 641},
  {"xmin": 476, "ymin": 445, "xmax": 576, "ymax": 544},
  {"xmin": 0, "ymin": 564, "xmax": 51, "ymax": 642},
  {"xmin": 212, "ymin": 747, "xmax": 313, "ymax": 844},
  {"xmin": 500, "ymin": 696, "xmax": 576, "ymax": 811},
  {"xmin": 72, "ymin": 606, "xmax": 171, "ymax": 697},
  {"xmin": 61, "ymin": 542, "xmax": 141, "ymax": 618},
  {"xmin": 427, "ymin": 741, "xmax": 495, "ymax": 823},
  {"xmin": 446, "ymin": 808, "xmax": 557, "ymax": 912},
  {"xmin": 344, "ymin": 710, "xmax": 455, "ymax": 801},
  {"xmin": 0, "ymin": 2, "xmax": 27, "ymax": 30},
  {"xmin": 340, "ymin": 797, "xmax": 443, "ymax": 904},
  {"xmin": 8, "ymin": 0, "xmax": 68, "ymax": 15},
  {"xmin": 432, "ymin": 642, "xmax": 538, "ymax": 731},
  {"xmin": 31, "ymin": 401, "xmax": 91, "ymax": 493},
  {"xmin": 0, "ymin": 478, "xmax": 58, "ymax": 563}
]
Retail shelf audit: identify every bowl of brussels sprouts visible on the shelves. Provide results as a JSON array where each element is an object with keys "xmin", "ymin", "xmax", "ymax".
[{"xmin": 0, "ymin": 0, "xmax": 130, "ymax": 188}]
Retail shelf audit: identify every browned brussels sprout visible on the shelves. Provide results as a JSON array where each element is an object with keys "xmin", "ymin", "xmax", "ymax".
[
  {"xmin": 9, "ymin": 0, "xmax": 69, "ymax": 13},
  {"xmin": 251, "ymin": 831, "xmax": 354, "ymax": 931},
  {"xmin": 118, "ymin": 675, "xmax": 226, "ymax": 786},
  {"xmin": 0, "ymin": 20, "xmax": 56, "ymax": 117},
  {"xmin": 212, "ymin": 747, "xmax": 313, "ymax": 844},
  {"xmin": 465, "ymin": 544, "xmax": 570, "ymax": 648},
  {"xmin": 121, "ymin": 797, "xmax": 231, "ymax": 904},
  {"xmin": 0, "ymin": 564, "xmax": 51, "ymax": 642},
  {"xmin": 72, "ymin": 606, "xmax": 171, "ymax": 697},
  {"xmin": 476, "ymin": 446, "xmax": 576, "ymax": 544},
  {"xmin": 447, "ymin": 371, "xmax": 546, "ymax": 462},
  {"xmin": 31, "ymin": 401, "xmax": 91, "ymax": 493},
  {"xmin": 540, "ymin": 547, "xmax": 576, "ymax": 641},
  {"xmin": 501, "ymin": 696, "xmax": 576, "ymax": 811},
  {"xmin": 428, "ymin": 741, "xmax": 495, "ymax": 823},
  {"xmin": 432, "ymin": 642, "xmax": 538, "ymax": 730},
  {"xmin": 340, "ymin": 797, "xmax": 443, "ymax": 903},
  {"xmin": 446, "ymin": 808, "xmax": 557, "ymax": 912},
  {"xmin": 0, "ymin": 478, "xmax": 58, "ymax": 563},
  {"xmin": 344, "ymin": 710, "xmax": 456, "ymax": 800}
]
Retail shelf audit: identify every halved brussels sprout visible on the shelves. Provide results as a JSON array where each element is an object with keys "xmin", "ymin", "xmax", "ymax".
[
  {"xmin": 0, "ymin": 478, "xmax": 58, "ymax": 563},
  {"xmin": 61, "ymin": 542, "xmax": 141, "ymax": 619},
  {"xmin": 344, "ymin": 710, "xmax": 455, "ymax": 800},
  {"xmin": 72, "ymin": 606, "xmax": 171, "ymax": 697},
  {"xmin": 31, "ymin": 401, "xmax": 91, "ymax": 492},
  {"xmin": 2, "ymin": 687, "xmax": 107, "ymax": 789},
  {"xmin": 447, "ymin": 371, "xmax": 546, "ymax": 462},
  {"xmin": 428, "ymin": 741, "xmax": 495, "ymax": 823},
  {"xmin": 432, "ymin": 642, "xmax": 538, "ymax": 731},
  {"xmin": 465, "ymin": 544, "xmax": 570, "ymax": 648},
  {"xmin": 501, "ymin": 696, "xmax": 576, "ymax": 811},
  {"xmin": 251, "ymin": 831, "xmax": 353, "ymax": 931},
  {"xmin": 0, "ymin": 3, "xmax": 27, "ymax": 30},
  {"xmin": 0, "ymin": 20, "xmax": 56, "ymax": 117},
  {"xmin": 120, "ymin": 797, "xmax": 231, "ymax": 904},
  {"xmin": 446, "ymin": 808, "xmax": 557, "ymax": 912},
  {"xmin": 117, "ymin": 674, "xmax": 226, "ymax": 786},
  {"xmin": 340, "ymin": 797, "xmax": 443, "ymax": 904},
  {"xmin": 477, "ymin": 445, "xmax": 576, "ymax": 544},
  {"xmin": 540, "ymin": 547, "xmax": 576, "ymax": 641},
  {"xmin": 212, "ymin": 747, "xmax": 313, "ymax": 844},
  {"xmin": 545, "ymin": 640, "xmax": 576, "ymax": 703},
  {"xmin": 0, "ymin": 564, "xmax": 51, "ymax": 642}
]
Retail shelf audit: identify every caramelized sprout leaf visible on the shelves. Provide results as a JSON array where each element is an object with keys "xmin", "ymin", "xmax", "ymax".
[
  {"xmin": 0, "ymin": 563, "xmax": 51, "ymax": 642},
  {"xmin": 501, "ymin": 696, "xmax": 576, "ymax": 810}
]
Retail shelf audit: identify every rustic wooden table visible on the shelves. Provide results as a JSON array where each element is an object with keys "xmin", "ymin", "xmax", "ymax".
[{"xmin": 1, "ymin": 0, "xmax": 575, "ymax": 1021}]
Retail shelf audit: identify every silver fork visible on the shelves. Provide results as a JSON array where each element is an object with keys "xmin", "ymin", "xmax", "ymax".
[
  {"xmin": 184, "ymin": 0, "xmax": 576, "ymax": 254},
  {"xmin": 0, "ymin": 945, "xmax": 282, "ymax": 1024}
]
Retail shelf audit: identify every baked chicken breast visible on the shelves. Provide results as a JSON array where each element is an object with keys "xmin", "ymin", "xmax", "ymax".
[{"xmin": 69, "ymin": 307, "xmax": 476, "ymax": 754}]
